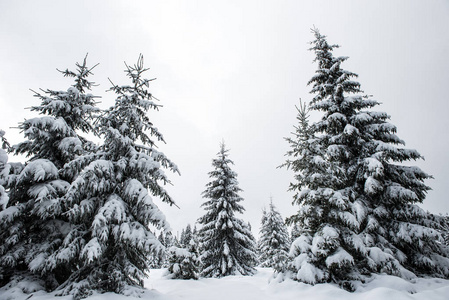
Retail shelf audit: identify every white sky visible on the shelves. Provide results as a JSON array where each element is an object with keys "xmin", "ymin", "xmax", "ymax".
[{"xmin": 1, "ymin": 0, "xmax": 448, "ymax": 237}]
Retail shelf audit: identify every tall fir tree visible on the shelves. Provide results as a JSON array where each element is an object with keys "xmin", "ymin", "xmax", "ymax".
[
  {"xmin": 51, "ymin": 55, "xmax": 179, "ymax": 298},
  {"xmin": 0, "ymin": 130, "xmax": 10, "ymax": 286},
  {"xmin": 283, "ymin": 29, "xmax": 449, "ymax": 287},
  {"xmin": 258, "ymin": 200, "xmax": 290, "ymax": 273},
  {"xmin": 198, "ymin": 142, "xmax": 257, "ymax": 277},
  {"xmin": 0, "ymin": 57, "xmax": 99, "ymax": 290}
]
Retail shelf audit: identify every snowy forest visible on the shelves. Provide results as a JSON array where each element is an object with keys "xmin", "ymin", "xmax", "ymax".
[{"xmin": 1, "ymin": 26, "xmax": 449, "ymax": 300}]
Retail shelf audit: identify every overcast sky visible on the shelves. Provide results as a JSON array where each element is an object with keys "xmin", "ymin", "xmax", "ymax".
[{"xmin": 1, "ymin": 0, "xmax": 448, "ymax": 237}]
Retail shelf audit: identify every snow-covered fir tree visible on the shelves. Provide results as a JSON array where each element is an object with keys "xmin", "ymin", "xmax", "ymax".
[
  {"xmin": 15, "ymin": 56, "xmax": 100, "ymax": 174},
  {"xmin": 192, "ymin": 225, "xmax": 202, "ymax": 271},
  {"xmin": 0, "ymin": 57, "xmax": 99, "ymax": 290},
  {"xmin": 291, "ymin": 223, "xmax": 301, "ymax": 241},
  {"xmin": 0, "ymin": 130, "xmax": 10, "ymax": 286},
  {"xmin": 158, "ymin": 232, "xmax": 166, "ymax": 247},
  {"xmin": 162, "ymin": 232, "xmax": 177, "ymax": 268},
  {"xmin": 166, "ymin": 237, "xmax": 200, "ymax": 280},
  {"xmin": 281, "ymin": 99, "xmax": 325, "ymax": 239},
  {"xmin": 165, "ymin": 232, "xmax": 175, "ymax": 247},
  {"xmin": 258, "ymin": 200, "xmax": 290, "ymax": 273},
  {"xmin": 283, "ymin": 29, "xmax": 449, "ymax": 288},
  {"xmin": 198, "ymin": 142, "xmax": 257, "ymax": 277},
  {"xmin": 149, "ymin": 232, "xmax": 166, "ymax": 269},
  {"xmin": 166, "ymin": 223, "xmax": 200, "ymax": 279},
  {"xmin": 180, "ymin": 224, "xmax": 193, "ymax": 248},
  {"xmin": 51, "ymin": 55, "xmax": 179, "ymax": 298},
  {"xmin": 192, "ymin": 225, "xmax": 199, "ymax": 242}
]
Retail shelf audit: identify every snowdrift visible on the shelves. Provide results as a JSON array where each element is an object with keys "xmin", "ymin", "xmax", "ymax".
[{"xmin": 1, "ymin": 268, "xmax": 448, "ymax": 300}]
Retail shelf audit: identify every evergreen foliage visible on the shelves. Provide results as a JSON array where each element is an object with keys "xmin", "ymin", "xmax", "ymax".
[
  {"xmin": 166, "ymin": 238, "xmax": 199, "ymax": 280},
  {"xmin": 180, "ymin": 224, "xmax": 193, "ymax": 248},
  {"xmin": 283, "ymin": 29, "xmax": 449, "ymax": 287},
  {"xmin": 0, "ymin": 129, "xmax": 11, "ymax": 152},
  {"xmin": 50, "ymin": 55, "xmax": 179, "ymax": 298},
  {"xmin": 198, "ymin": 142, "xmax": 257, "ymax": 277},
  {"xmin": 258, "ymin": 200, "xmax": 290, "ymax": 273},
  {"xmin": 149, "ymin": 232, "xmax": 166, "ymax": 269},
  {"xmin": 440, "ymin": 215, "xmax": 449, "ymax": 247},
  {"xmin": 291, "ymin": 223, "xmax": 301, "ymax": 241},
  {"xmin": 15, "ymin": 56, "xmax": 99, "ymax": 174},
  {"xmin": 0, "ymin": 57, "xmax": 99, "ymax": 290},
  {"xmin": 192, "ymin": 225, "xmax": 202, "ymax": 271},
  {"xmin": 0, "ymin": 130, "xmax": 9, "ymax": 211},
  {"xmin": 163, "ymin": 232, "xmax": 177, "ymax": 268}
]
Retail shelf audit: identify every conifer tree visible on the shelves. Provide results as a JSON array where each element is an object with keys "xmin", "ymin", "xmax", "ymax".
[
  {"xmin": 258, "ymin": 200, "xmax": 290, "ymax": 273},
  {"xmin": 198, "ymin": 142, "xmax": 257, "ymax": 277},
  {"xmin": 281, "ymin": 99, "xmax": 327, "ymax": 238},
  {"xmin": 291, "ymin": 223, "xmax": 301, "ymax": 241},
  {"xmin": 0, "ymin": 57, "xmax": 99, "ymax": 289},
  {"xmin": 149, "ymin": 232, "xmax": 166, "ymax": 269},
  {"xmin": 179, "ymin": 228, "xmax": 185, "ymax": 244},
  {"xmin": 53, "ymin": 55, "xmax": 179, "ymax": 298},
  {"xmin": 180, "ymin": 224, "xmax": 193, "ymax": 248},
  {"xmin": 192, "ymin": 225, "xmax": 199, "ymax": 242},
  {"xmin": 165, "ymin": 232, "xmax": 175, "ymax": 247},
  {"xmin": 167, "ymin": 223, "xmax": 199, "ymax": 279},
  {"xmin": 166, "ymin": 238, "xmax": 200, "ymax": 280},
  {"xmin": 283, "ymin": 29, "xmax": 449, "ymax": 287},
  {"xmin": 0, "ymin": 130, "xmax": 9, "ymax": 286},
  {"xmin": 192, "ymin": 225, "xmax": 202, "ymax": 271},
  {"xmin": 162, "ymin": 232, "xmax": 176, "ymax": 268},
  {"xmin": 158, "ymin": 232, "xmax": 166, "ymax": 247},
  {"xmin": 15, "ymin": 56, "xmax": 100, "ymax": 174}
]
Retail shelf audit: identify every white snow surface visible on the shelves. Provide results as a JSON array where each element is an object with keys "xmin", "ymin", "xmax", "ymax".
[{"xmin": 1, "ymin": 268, "xmax": 449, "ymax": 300}]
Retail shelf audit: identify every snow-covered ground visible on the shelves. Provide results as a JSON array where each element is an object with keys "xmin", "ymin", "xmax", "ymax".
[{"xmin": 1, "ymin": 268, "xmax": 449, "ymax": 300}]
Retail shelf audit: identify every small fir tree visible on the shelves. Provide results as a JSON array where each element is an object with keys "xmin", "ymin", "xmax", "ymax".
[
  {"xmin": 291, "ymin": 223, "xmax": 301, "ymax": 241},
  {"xmin": 149, "ymin": 232, "xmax": 166, "ymax": 269},
  {"xmin": 283, "ymin": 29, "xmax": 449, "ymax": 287},
  {"xmin": 180, "ymin": 224, "xmax": 193, "ymax": 248},
  {"xmin": 258, "ymin": 200, "xmax": 291, "ymax": 273},
  {"xmin": 52, "ymin": 55, "xmax": 179, "ymax": 298},
  {"xmin": 166, "ymin": 238, "xmax": 199, "ymax": 280},
  {"xmin": 198, "ymin": 142, "xmax": 257, "ymax": 277},
  {"xmin": 161, "ymin": 232, "xmax": 176, "ymax": 268},
  {"xmin": 165, "ymin": 232, "xmax": 175, "ymax": 248},
  {"xmin": 192, "ymin": 225, "xmax": 202, "ymax": 271}
]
